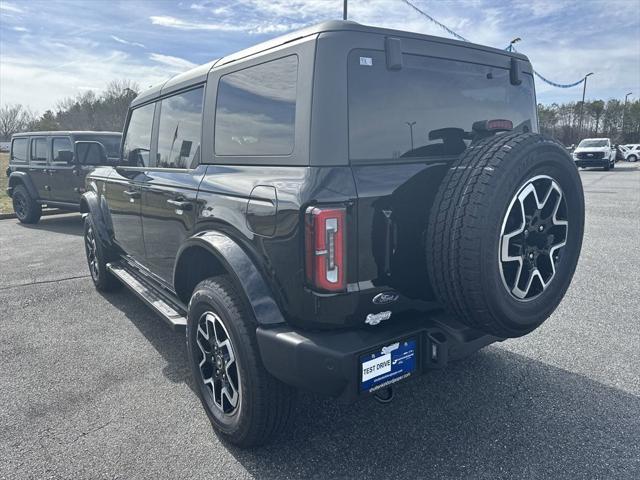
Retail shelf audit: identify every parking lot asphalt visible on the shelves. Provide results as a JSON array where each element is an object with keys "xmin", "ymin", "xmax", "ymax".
[{"xmin": 1, "ymin": 164, "xmax": 639, "ymax": 480}]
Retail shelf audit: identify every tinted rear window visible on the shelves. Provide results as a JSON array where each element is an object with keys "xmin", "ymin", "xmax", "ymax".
[
  {"xmin": 348, "ymin": 50, "xmax": 537, "ymax": 162},
  {"xmin": 75, "ymin": 135, "xmax": 121, "ymax": 158},
  {"xmin": 215, "ymin": 55, "xmax": 297, "ymax": 156},
  {"xmin": 11, "ymin": 138, "xmax": 28, "ymax": 162},
  {"xmin": 31, "ymin": 138, "xmax": 47, "ymax": 163}
]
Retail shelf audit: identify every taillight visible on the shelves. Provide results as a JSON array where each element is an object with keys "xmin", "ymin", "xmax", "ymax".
[{"xmin": 305, "ymin": 206, "xmax": 346, "ymax": 292}]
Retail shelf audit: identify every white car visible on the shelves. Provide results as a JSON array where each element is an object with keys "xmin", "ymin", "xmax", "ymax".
[
  {"xmin": 572, "ymin": 138, "xmax": 616, "ymax": 170},
  {"xmin": 621, "ymin": 144, "xmax": 639, "ymax": 162}
]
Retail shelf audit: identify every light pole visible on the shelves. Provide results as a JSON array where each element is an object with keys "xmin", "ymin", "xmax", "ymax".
[
  {"xmin": 343, "ymin": 0, "xmax": 347, "ymax": 20},
  {"xmin": 622, "ymin": 92, "xmax": 632, "ymax": 141},
  {"xmin": 578, "ymin": 72, "xmax": 594, "ymax": 138},
  {"xmin": 508, "ymin": 37, "xmax": 521, "ymax": 52},
  {"xmin": 405, "ymin": 121, "xmax": 416, "ymax": 151}
]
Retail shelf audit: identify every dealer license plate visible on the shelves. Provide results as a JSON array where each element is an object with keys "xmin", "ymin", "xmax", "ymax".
[{"xmin": 359, "ymin": 338, "xmax": 417, "ymax": 393}]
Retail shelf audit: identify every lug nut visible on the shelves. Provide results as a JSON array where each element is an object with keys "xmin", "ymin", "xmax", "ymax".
[
  {"xmin": 538, "ymin": 225, "xmax": 544, "ymax": 232},
  {"xmin": 529, "ymin": 253, "xmax": 534, "ymax": 260}
]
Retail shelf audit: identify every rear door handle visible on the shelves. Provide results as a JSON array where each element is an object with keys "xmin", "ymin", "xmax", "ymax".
[
  {"xmin": 167, "ymin": 199, "xmax": 192, "ymax": 210},
  {"xmin": 123, "ymin": 190, "xmax": 141, "ymax": 199}
]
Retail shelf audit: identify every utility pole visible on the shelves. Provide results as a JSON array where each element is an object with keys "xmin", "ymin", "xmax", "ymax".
[
  {"xmin": 578, "ymin": 72, "xmax": 594, "ymax": 138},
  {"xmin": 343, "ymin": 0, "xmax": 347, "ymax": 20},
  {"xmin": 405, "ymin": 121, "xmax": 416, "ymax": 151},
  {"xmin": 623, "ymin": 92, "xmax": 632, "ymax": 141}
]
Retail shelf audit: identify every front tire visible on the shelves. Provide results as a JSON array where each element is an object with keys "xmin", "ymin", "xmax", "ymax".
[
  {"xmin": 628, "ymin": 155, "xmax": 637, "ymax": 162},
  {"xmin": 187, "ymin": 275, "xmax": 295, "ymax": 447},
  {"xmin": 12, "ymin": 184, "xmax": 41, "ymax": 224},
  {"xmin": 83, "ymin": 216, "xmax": 121, "ymax": 291}
]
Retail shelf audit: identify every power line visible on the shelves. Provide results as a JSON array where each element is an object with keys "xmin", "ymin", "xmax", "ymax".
[
  {"xmin": 401, "ymin": 0, "xmax": 588, "ymax": 89},
  {"xmin": 400, "ymin": 0, "xmax": 468, "ymax": 42}
]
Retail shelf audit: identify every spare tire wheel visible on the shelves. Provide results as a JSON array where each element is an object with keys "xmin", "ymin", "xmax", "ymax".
[{"xmin": 426, "ymin": 133, "xmax": 585, "ymax": 338}]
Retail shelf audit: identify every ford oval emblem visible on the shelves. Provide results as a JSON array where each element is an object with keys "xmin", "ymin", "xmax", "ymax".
[{"xmin": 372, "ymin": 291, "xmax": 399, "ymax": 305}]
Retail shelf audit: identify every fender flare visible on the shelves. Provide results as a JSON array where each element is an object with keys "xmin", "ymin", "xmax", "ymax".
[
  {"xmin": 176, "ymin": 231, "xmax": 286, "ymax": 326},
  {"xmin": 80, "ymin": 190, "xmax": 113, "ymax": 247},
  {"xmin": 8, "ymin": 171, "xmax": 38, "ymax": 199}
]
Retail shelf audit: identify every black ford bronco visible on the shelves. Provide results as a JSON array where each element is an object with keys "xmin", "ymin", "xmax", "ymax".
[
  {"xmin": 81, "ymin": 21, "xmax": 584, "ymax": 447},
  {"xmin": 6, "ymin": 131, "xmax": 121, "ymax": 223}
]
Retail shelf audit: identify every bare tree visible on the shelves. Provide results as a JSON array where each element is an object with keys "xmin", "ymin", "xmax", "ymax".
[{"xmin": 0, "ymin": 104, "xmax": 35, "ymax": 141}]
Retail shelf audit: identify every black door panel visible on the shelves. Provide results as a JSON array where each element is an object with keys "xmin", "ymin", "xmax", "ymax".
[
  {"xmin": 105, "ymin": 168, "xmax": 146, "ymax": 260},
  {"xmin": 140, "ymin": 166, "xmax": 206, "ymax": 283},
  {"xmin": 28, "ymin": 137, "xmax": 51, "ymax": 200}
]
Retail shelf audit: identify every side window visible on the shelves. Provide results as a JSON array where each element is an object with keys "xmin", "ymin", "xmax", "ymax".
[
  {"xmin": 11, "ymin": 138, "xmax": 28, "ymax": 163},
  {"xmin": 51, "ymin": 137, "xmax": 73, "ymax": 164},
  {"xmin": 215, "ymin": 55, "xmax": 298, "ymax": 156},
  {"xmin": 30, "ymin": 138, "xmax": 48, "ymax": 163},
  {"xmin": 156, "ymin": 87, "xmax": 204, "ymax": 169},
  {"xmin": 122, "ymin": 102, "xmax": 156, "ymax": 167}
]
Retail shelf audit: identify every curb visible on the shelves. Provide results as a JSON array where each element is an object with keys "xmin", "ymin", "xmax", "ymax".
[{"xmin": 0, "ymin": 209, "xmax": 69, "ymax": 220}]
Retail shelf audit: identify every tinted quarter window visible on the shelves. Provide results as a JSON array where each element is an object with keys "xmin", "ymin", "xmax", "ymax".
[
  {"xmin": 348, "ymin": 50, "xmax": 537, "ymax": 162},
  {"xmin": 31, "ymin": 138, "xmax": 47, "ymax": 163},
  {"xmin": 52, "ymin": 137, "xmax": 73, "ymax": 163},
  {"xmin": 157, "ymin": 87, "xmax": 204, "ymax": 168},
  {"xmin": 215, "ymin": 55, "xmax": 297, "ymax": 156},
  {"xmin": 122, "ymin": 103, "xmax": 155, "ymax": 166},
  {"xmin": 11, "ymin": 138, "xmax": 28, "ymax": 162}
]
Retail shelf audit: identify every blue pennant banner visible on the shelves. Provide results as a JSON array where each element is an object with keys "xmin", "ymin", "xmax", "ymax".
[{"xmin": 532, "ymin": 70, "xmax": 585, "ymax": 88}]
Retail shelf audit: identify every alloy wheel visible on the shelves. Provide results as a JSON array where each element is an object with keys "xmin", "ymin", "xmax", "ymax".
[
  {"xmin": 84, "ymin": 225, "xmax": 99, "ymax": 280},
  {"xmin": 13, "ymin": 193, "xmax": 27, "ymax": 219},
  {"xmin": 196, "ymin": 311, "xmax": 240, "ymax": 415},
  {"xmin": 499, "ymin": 175, "xmax": 568, "ymax": 301}
]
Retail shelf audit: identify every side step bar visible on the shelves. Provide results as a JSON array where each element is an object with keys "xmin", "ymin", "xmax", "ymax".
[{"xmin": 107, "ymin": 260, "xmax": 187, "ymax": 329}]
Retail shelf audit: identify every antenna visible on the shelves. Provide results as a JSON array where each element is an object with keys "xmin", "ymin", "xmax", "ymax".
[{"xmin": 343, "ymin": 0, "xmax": 347, "ymax": 20}]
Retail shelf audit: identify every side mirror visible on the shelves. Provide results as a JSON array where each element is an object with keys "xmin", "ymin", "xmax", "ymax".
[
  {"xmin": 58, "ymin": 150, "xmax": 75, "ymax": 164},
  {"xmin": 75, "ymin": 141, "xmax": 107, "ymax": 166}
]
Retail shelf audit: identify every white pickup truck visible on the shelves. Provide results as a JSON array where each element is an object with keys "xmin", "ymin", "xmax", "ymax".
[{"xmin": 573, "ymin": 138, "xmax": 616, "ymax": 170}]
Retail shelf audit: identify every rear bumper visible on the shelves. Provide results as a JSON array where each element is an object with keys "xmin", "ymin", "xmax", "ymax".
[{"xmin": 256, "ymin": 312, "xmax": 500, "ymax": 403}]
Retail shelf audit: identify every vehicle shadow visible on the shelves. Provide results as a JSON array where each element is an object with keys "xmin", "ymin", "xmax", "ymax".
[
  {"xmin": 580, "ymin": 165, "xmax": 637, "ymax": 172},
  {"xmin": 99, "ymin": 289, "xmax": 194, "ymax": 389},
  {"xmin": 96, "ymin": 289, "xmax": 640, "ymax": 479},
  {"xmin": 20, "ymin": 212, "xmax": 83, "ymax": 236}
]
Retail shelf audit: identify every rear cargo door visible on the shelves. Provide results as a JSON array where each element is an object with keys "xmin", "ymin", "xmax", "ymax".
[{"xmin": 347, "ymin": 47, "xmax": 537, "ymax": 299}]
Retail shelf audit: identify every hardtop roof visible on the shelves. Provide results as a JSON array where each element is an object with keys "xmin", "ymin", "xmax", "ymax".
[
  {"xmin": 131, "ymin": 20, "xmax": 529, "ymax": 107},
  {"xmin": 12, "ymin": 131, "xmax": 121, "ymax": 138}
]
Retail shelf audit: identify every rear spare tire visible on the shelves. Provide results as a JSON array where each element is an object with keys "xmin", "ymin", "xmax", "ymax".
[{"xmin": 427, "ymin": 133, "xmax": 584, "ymax": 338}]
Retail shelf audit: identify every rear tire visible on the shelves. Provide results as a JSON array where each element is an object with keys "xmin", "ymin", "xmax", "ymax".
[
  {"xmin": 12, "ymin": 185, "xmax": 41, "ymax": 224},
  {"xmin": 628, "ymin": 155, "xmax": 637, "ymax": 162},
  {"xmin": 187, "ymin": 275, "xmax": 295, "ymax": 447},
  {"xmin": 426, "ymin": 133, "xmax": 585, "ymax": 338}
]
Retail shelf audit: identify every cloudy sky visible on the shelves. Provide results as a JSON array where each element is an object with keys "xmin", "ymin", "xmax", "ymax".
[{"xmin": 1, "ymin": 0, "xmax": 639, "ymax": 113}]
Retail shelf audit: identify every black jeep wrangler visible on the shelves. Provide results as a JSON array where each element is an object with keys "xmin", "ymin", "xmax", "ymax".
[
  {"xmin": 6, "ymin": 131, "xmax": 121, "ymax": 223},
  {"xmin": 81, "ymin": 21, "xmax": 584, "ymax": 447}
]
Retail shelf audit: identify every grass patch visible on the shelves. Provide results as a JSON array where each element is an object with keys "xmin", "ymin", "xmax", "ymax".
[{"xmin": 0, "ymin": 153, "xmax": 11, "ymax": 214}]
